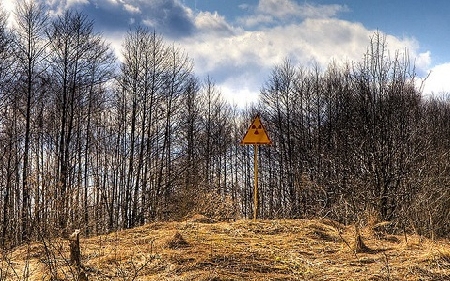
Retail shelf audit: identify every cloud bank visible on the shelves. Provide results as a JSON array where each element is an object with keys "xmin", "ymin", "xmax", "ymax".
[
  {"xmin": 4, "ymin": 0, "xmax": 446, "ymax": 105},
  {"xmin": 177, "ymin": 0, "xmax": 432, "ymax": 105}
]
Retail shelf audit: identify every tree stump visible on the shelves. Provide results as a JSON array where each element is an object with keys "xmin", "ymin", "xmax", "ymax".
[
  {"xmin": 354, "ymin": 225, "xmax": 371, "ymax": 253},
  {"xmin": 69, "ymin": 229, "xmax": 81, "ymax": 267},
  {"xmin": 68, "ymin": 229, "xmax": 88, "ymax": 280}
]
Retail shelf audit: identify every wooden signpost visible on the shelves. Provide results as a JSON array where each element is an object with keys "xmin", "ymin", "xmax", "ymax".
[{"xmin": 241, "ymin": 115, "xmax": 272, "ymax": 220}]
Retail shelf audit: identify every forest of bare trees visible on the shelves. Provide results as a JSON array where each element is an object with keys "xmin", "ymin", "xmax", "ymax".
[{"xmin": 1, "ymin": 1, "xmax": 450, "ymax": 249}]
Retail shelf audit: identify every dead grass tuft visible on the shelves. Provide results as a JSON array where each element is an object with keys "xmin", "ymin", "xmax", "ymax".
[
  {"xmin": 166, "ymin": 231, "xmax": 190, "ymax": 249},
  {"xmin": 354, "ymin": 233, "xmax": 372, "ymax": 253},
  {"xmin": 188, "ymin": 214, "xmax": 216, "ymax": 224},
  {"xmin": 319, "ymin": 218, "xmax": 346, "ymax": 231},
  {"xmin": 420, "ymin": 245, "xmax": 450, "ymax": 266}
]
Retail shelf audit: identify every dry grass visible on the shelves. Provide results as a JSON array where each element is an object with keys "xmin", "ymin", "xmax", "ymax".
[{"xmin": 2, "ymin": 218, "xmax": 450, "ymax": 280}]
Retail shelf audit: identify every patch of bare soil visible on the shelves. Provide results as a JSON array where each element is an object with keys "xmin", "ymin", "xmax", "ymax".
[{"xmin": 2, "ymin": 218, "xmax": 450, "ymax": 280}]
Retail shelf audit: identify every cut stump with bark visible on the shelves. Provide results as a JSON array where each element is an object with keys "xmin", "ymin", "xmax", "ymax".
[{"xmin": 69, "ymin": 229, "xmax": 81, "ymax": 267}]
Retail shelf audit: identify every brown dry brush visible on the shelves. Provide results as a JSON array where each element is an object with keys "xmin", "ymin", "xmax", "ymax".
[{"xmin": 0, "ymin": 249, "xmax": 24, "ymax": 280}]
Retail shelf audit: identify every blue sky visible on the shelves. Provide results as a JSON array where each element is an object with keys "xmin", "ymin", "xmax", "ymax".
[{"xmin": 3, "ymin": 0, "xmax": 450, "ymax": 106}]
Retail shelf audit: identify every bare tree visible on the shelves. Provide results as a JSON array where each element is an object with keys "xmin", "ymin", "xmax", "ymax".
[
  {"xmin": 117, "ymin": 27, "xmax": 168, "ymax": 227},
  {"xmin": 46, "ymin": 10, "xmax": 115, "ymax": 235},
  {"xmin": 13, "ymin": 0, "xmax": 49, "ymax": 242},
  {"xmin": 0, "ymin": 5, "xmax": 19, "ymax": 247}
]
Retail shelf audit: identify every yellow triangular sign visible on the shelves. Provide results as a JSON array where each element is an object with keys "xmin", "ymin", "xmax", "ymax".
[{"xmin": 241, "ymin": 116, "xmax": 272, "ymax": 145}]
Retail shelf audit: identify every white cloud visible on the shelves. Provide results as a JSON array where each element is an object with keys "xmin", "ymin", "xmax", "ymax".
[
  {"xmin": 238, "ymin": 0, "xmax": 349, "ymax": 28},
  {"xmin": 221, "ymin": 84, "xmax": 260, "ymax": 108},
  {"xmin": 45, "ymin": 0, "xmax": 90, "ymax": 16},
  {"xmin": 1, "ymin": 0, "xmax": 15, "ymax": 27},
  {"xmin": 103, "ymin": 31, "xmax": 126, "ymax": 61},
  {"xmin": 422, "ymin": 63, "xmax": 450, "ymax": 95},
  {"xmin": 1, "ymin": 0, "xmax": 14, "ymax": 13},
  {"xmin": 239, "ymin": 14, "xmax": 273, "ymax": 28},
  {"xmin": 180, "ymin": 12, "xmax": 429, "ymax": 107},
  {"xmin": 142, "ymin": 18, "xmax": 157, "ymax": 28},
  {"xmin": 183, "ymin": 16, "xmax": 421, "ymax": 78},
  {"xmin": 66, "ymin": 0, "xmax": 90, "ymax": 6},
  {"xmin": 123, "ymin": 3, "xmax": 140, "ymax": 14},
  {"xmin": 413, "ymin": 51, "xmax": 432, "ymax": 78},
  {"xmin": 257, "ymin": 0, "xmax": 301, "ymax": 17},
  {"xmin": 257, "ymin": 0, "xmax": 348, "ymax": 19},
  {"xmin": 194, "ymin": 11, "xmax": 235, "ymax": 35}
]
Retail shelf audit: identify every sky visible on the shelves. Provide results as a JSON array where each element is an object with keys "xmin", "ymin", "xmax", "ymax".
[{"xmin": 3, "ymin": 0, "xmax": 450, "ymax": 106}]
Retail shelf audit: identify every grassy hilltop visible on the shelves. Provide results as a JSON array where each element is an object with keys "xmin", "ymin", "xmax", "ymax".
[{"xmin": 2, "ymin": 216, "xmax": 450, "ymax": 280}]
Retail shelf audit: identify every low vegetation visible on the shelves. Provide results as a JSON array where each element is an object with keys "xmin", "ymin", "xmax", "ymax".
[{"xmin": 2, "ymin": 217, "xmax": 450, "ymax": 280}]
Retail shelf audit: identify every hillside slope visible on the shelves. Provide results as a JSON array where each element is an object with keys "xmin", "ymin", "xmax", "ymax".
[{"xmin": 2, "ymin": 217, "xmax": 450, "ymax": 280}]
